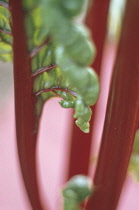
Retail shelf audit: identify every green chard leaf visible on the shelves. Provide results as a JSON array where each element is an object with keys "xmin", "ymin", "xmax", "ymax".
[
  {"xmin": 129, "ymin": 129, "xmax": 139, "ymax": 181},
  {"xmin": 0, "ymin": 0, "xmax": 9, "ymax": 3},
  {"xmin": 62, "ymin": 175, "xmax": 93, "ymax": 210},
  {"xmin": 0, "ymin": 2, "xmax": 13, "ymax": 62},
  {"xmin": 61, "ymin": 0, "xmax": 85, "ymax": 17},
  {"xmin": 24, "ymin": 0, "xmax": 100, "ymax": 133}
]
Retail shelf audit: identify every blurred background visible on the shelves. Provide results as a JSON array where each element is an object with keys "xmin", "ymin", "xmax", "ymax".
[{"xmin": 0, "ymin": 0, "xmax": 139, "ymax": 209}]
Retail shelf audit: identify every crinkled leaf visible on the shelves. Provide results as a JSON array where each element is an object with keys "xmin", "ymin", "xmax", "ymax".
[
  {"xmin": 31, "ymin": 43, "xmax": 55, "ymax": 73},
  {"xmin": 23, "ymin": 0, "xmax": 38, "ymax": 10},
  {"xmin": 24, "ymin": 6, "xmax": 49, "ymax": 51},
  {"xmin": 0, "ymin": 40, "xmax": 12, "ymax": 62},
  {"xmin": 25, "ymin": 0, "xmax": 100, "ymax": 133},
  {"xmin": 61, "ymin": 0, "xmax": 84, "ymax": 18},
  {"xmin": 133, "ymin": 129, "xmax": 139, "ymax": 153},
  {"xmin": 62, "ymin": 175, "xmax": 93, "ymax": 210},
  {"xmin": 0, "ymin": 7, "xmax": 10, "ymax": 28},
  {"xmin": 0, "ymin": 4, "xmax": 13, "ymax": 62},
  {"xmin": 1, "ymin": 0, "xmax": 9, "ymax": 3},
  {"xmin": 129, "ymin": 129, "xmax": 139, "ymax": 181}
]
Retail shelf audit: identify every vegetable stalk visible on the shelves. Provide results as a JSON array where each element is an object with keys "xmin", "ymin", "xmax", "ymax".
[
  {"xmin": 9, "ymin": 1, "xmax": 48, "ymax": 209},
  {"xmin": 86, "ymin": 0, "xmax": 139, "ymax": 209},
  {"xmin": 67, "ymin": 0, "xmax": 111, "ymax": 179}
]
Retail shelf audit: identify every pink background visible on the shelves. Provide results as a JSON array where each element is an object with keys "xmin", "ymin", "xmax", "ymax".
[{"xmin": 0, "ymin": 43, "xmax": 139, "ymax": 210}]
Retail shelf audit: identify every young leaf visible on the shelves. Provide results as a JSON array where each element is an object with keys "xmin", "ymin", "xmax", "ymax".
[
  {"xmin": 0, "ymin": 3, "xmax": 13, "ymax": 62},
  {"xmin": 24, "ymin": 0, "xmax": 100, "ymax": 133},
  {"xmin": 60, "ymin": 0, "xmax": 84, "ymax": 17},
  {"xmin": 62, "ymin": 175, "xmax": 93, "ymax": 210},
  {"xmin": 129, "ymin": 129, "xmax": 139, "ymax": 181}
]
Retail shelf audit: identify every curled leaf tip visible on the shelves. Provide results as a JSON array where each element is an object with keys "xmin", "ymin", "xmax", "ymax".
[
  {"xmin": 25, "ymin": 0, "xmax": 100, "ymax": 133},
  {"xmin": 62, "ymin": 175, "xmax": 93, "ymax": 210}
]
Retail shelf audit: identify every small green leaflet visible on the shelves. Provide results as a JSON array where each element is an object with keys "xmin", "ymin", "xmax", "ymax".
[
  {"xmin": 0, "ymin": 2, "xmax": 13, "ymax": 62},
  {"xmin": 62, "ymin": 175, "xmax": 93, "ymax": 210},
  {"xmin": 129, "ymin": 129, "xmax": 139, "ymax": 181}
]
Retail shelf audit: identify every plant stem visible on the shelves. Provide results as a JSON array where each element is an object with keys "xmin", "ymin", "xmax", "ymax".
[
  {"xmin": 86, "ymin": 0, "xmax": 139, "ymax": 209},
  {"xmin": 67, "ymin": 0, "xmax": 110, "ymax": 179},
  {"xmin": 10, "ymin": 1, "xmax": 48, "ymax": 209},
  {"xmin": 30, "ymin": 38, "xmax": 50, "ymax": 58},
  {"xmin": 36, "ymin": 87, "xmax": 77, "ymax": 97},
  {"xmin": 0, "ymin": 29, "xmax": 12, "ymax": 36},
  {"xmin": 32, "ymin": 65, "xmax": 58, "ymax": 77}
]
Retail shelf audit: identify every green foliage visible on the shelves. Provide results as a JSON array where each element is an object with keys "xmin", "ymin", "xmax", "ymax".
[
  {"xmin": 61, "ymin": 0, "xmax": 84, "ymax": 17},
  {"xmin": 133, "ymin": 129, "xmax": 139, "ymax": 154},
  {"xmin": 1, "ymin": 0, "xmax": 9, "ymax": 3},
  {"xmin": 0, "ymin": 4, "xmax": 13, "ymax": 61},
  {"xmin": 31, "ymin": 43, "xmax": 55, "ymax": 73},
  {"xmin": 25, "ymin": 0, "xmax": 99, "ymax": 132},
  {"xmin": 0, "ymin": 0, "xmax": 100, "ymax": 133},
  {"xmin": 129, "ymin": 129, "xmax": 139, "ymax": 181},
  {"xmin": 25, "ymin": 6, "xmax": 49, "ymax": 51},
  {"xmin": 62, "ymin": 175, "xmax": 93, "ymax": 210}
]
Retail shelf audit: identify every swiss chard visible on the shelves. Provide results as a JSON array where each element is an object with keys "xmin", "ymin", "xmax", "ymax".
[
  {"xmin": 0, "ymin": 0, "xmax": 99, "ymax": 133},
  {"xmin": 62, "ymin": 175, "xmax": 93, "ymax": 210},
  {"xmin": 0, "ymin": 0, "xmax": 99, "ymax": 209},
  {"xmin": 0, "ymin": 3, "xmax": 12, "ymax": 61},
  {"xmin": 25, "ymin": 0, "xmax": 99, "ymax": 133}
]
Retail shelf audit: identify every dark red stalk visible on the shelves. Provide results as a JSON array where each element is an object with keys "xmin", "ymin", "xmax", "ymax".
[
  {"xmin": 10, "ymin": 1, "xmax": 48, "ymax": 209},
  {"xmin": 86, "ymin": 0, "xmax": 139, "ymax": 209},
  {"xmin": 67, "ymin": 0, "xmax": 110, "ymax": 178}
]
